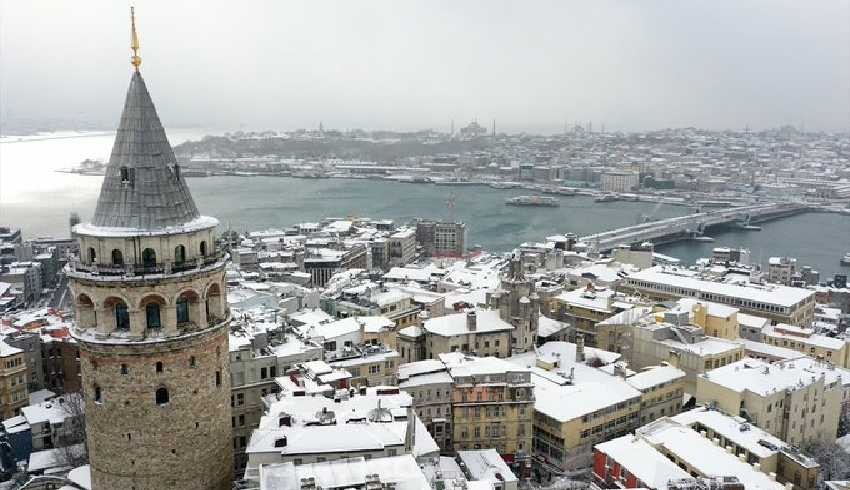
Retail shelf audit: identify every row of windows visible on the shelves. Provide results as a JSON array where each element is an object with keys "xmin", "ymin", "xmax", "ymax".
[{"xmin": 87, "ymin": 242, "xmax": 209, "ymax": 266}]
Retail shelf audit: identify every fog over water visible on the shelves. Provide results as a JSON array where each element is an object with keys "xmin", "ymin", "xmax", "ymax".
[{"xmin": 2, "ymin": 1, "xmax": 849, "ymax": 133}]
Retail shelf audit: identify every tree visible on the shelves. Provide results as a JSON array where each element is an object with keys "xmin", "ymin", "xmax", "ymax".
[
  {"xmin": 55, "ymin": 393, "xmax": 88, "ymax": 468},
  {"xmin": 803, "ymin": 440, "xmax": 850, "ymax": 487}
]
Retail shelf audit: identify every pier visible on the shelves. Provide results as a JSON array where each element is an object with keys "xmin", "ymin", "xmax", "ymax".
[{"xmin": 579, "ymin": 202, "xmax": 810, "ymax": 252}]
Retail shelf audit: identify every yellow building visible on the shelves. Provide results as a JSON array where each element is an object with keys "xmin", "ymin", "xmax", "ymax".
[
  {"xmin": 0, "ymin": 340, "xmax": 28, "ymax": 419},
  {"xmin": 397, "ymin": 309, "xmax": 513, "ymax": 363},
  {"xmin": 681, "ymin": 298, "xmax": 739, "ymax": 340},
  {"xmin": 624, "ymin": 266, "xmax": 816, "ymax": 326},
  {"xmin": 551, "ymin": 286, "xmax": 633, "ymax": 347},
  {"xmin": 511, "ymin": 341, "xmax": 685, "ymax": 472},
  {"xmin": 442, "ymin": 353, "xmax": 534, "ymax": 460},
  {"xmin": 760, "ymin": 324, "xmax": 850, "ymax": 368},
  {"xmin": 696, "ymin": 357, "xmax": 849, "ymax": 447}
]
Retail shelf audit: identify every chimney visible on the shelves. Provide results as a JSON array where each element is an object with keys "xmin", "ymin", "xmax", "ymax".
[
  {"xmin": 467, "ymin": 311, "xmax": 477, "ymax": 331},
  {"xmin": 404, "ymin": 406, "xmax": 416, "ymax": 453},
  {"xmin": 576, "ymin": 334, "xmax": 585, "ymax": 363}
]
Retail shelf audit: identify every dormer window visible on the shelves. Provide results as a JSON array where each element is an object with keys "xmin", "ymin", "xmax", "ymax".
[{"xmin": 119, "ymin": 166, "xmax": 134, "ymax": 187}]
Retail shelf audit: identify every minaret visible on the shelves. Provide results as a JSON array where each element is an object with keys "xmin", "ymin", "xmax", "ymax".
[{"xmin": 67, "ymin": 9, "xmax": 232, "ymax": 489}]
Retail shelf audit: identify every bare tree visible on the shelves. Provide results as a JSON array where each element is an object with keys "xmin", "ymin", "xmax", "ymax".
[
  {"xmin": 803, "ymin": 440, "xmax": 850, "ymax": 487},
  {"xmin": 55, "ymin": 393, "xmax": 88, "ymax": 468}
]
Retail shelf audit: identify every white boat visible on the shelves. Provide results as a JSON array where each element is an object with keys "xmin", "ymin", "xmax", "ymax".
[
  {"xmin": 505, "ymin": 195, "xmax": 560, "ymax": 207},
  {"xmin": 841, "ymin": 253, "xmax": 850, "ymax": 266},
  {"xmin": 693, "ymin": 236, "xmax": 715, "ymax": 242}
]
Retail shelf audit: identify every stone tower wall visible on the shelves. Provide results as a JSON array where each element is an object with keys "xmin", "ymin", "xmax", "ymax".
[{"xmin": 81, "ymin": 323, "xmax": 233, "ymax": 490}]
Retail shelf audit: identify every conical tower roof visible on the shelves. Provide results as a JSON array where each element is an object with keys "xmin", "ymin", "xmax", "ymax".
[{"xmin": 91, "ymin": 71, "xmax": 200, "ymax": 230}]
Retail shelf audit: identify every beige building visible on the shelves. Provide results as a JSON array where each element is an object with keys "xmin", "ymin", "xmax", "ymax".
[
  {"xmin": 696, "ymin": 357, "xmax": 850, "ymax": 447},
  {"xmin": 672, "ymin": 407, "xmax": 820, "ymax": 490},
  {"xmin": 768, "ymin": 256, "xmax": 798, "ymax": 286},
  {"xmin": 387, "ymin": 228, "xmax": 416, "ymax": 267},
  {"xmin": 67, "ymin": 43, "xmax": 232, "ymax": 490},
  {"xmin": 600, "ymin": 171, "xmax": 639, "ymax": 193},
  {"xmin": 610, "ymin": 307, "xmax": 745, "ymax": 393},
  {"xmin": 397, "ymin": 309, "xmax": 513, "ymax": 363},
  {"xmin": 760, "ymin": 323, "xmax": 850, "ymax": 368},
  {"xmin": 329, "ymin": 345, "xmax": 400, "ymax": 387},
  {"xmin": 511, "ymin": 341, "xmax": 685, "ymax": 472},
  {"xmin": 0, "ymin": 340, "xmax": 28, "ymax": 419},
  {"xmin": 624, "ymin": 266, "xmax": 816, "ymax": 326},
  {"xmin": 442, "ymin": 353, "xmax": 534, "ymax": 461},
  {"xmin": 398, "ymin": 359, "xmax": 455, "ymax": 452}
]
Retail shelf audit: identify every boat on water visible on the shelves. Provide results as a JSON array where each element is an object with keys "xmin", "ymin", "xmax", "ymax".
[
  {"xmin": 595, "ymin": 194, "xmax": 619, "ymax": 202},
  {"xmin": 505, "ymin": 195, "xmax": 560, "ymax": 207},
  {"xmin": 694, "ymin": 236, "xmax": 715, "ymax": 242},
  {"xmin": 841, "ymin": 253, "xmax": 850, "ymax": 266},
  {"xmin": 489, "ymin": 182, "xmax": 519, "ymax": 189},
  {"xmin": 556, "ymin": 187, "xmax": 577, "ymax": 196}
]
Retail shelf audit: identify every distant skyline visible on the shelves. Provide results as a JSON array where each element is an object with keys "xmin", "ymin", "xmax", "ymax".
[{"xmin": 1, "ymin": 1, "xmax": 849, "ymax": 134}]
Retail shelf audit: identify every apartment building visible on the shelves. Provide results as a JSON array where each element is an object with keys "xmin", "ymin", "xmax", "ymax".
[
  {"xmin": 443, "ymin": 353, "xmax": 534, "ymax": 462},
  {"xmin": 615, "ymin": 307, "xmax": 745, "ymax": 393},
  {"xmin": 0, "ymin": 339, "xmax": 28, "ymax": 418},
  {"xmin": 398, "ymin": 359, "xmax": 454, "ymax": 452},
  {"xmin": 759, "ymin": 324, "xmax": 849, "ymax": 368},
  {"xmin": 594, "ymin": 418, "xmax": 788, "ymax": 490},
  {"xmin": 329, "ymin": 345, "xmax": 400, "ymax": 387},
  {"xmin": 415, "ymin": 220, "xmax": 466, "ymax": 258},
  {"xmin": 511, "ymin": 341, "xmax": 684, "ymax": 472},
  {"xmin": 672, "ymin": 407, "xmax": 820, "ymax": 489},
  {"xmin": 387, "ymin": 228, "xmax": 416, "ymax": 267},
  {"xmin": 229, "ymin": 322, "xmax": 323, "ymax": 472},
  {"xmin": 696, "ymin": 357, "xmax": 850, "ymax": 447},
  {"xmin": 768, "ymin": 257, "xmax": 798, "ymax": 286},
  {"xmin": 397, "ymin": 309, "xmax": 513, "ymax": 363}
]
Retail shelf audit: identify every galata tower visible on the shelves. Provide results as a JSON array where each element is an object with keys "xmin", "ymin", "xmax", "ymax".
[{"xmin": 67, "ymin": 9, "xmax": 232, "ymax": 489}]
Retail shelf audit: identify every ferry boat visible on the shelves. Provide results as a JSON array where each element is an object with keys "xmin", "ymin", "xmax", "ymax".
[
  {"xmin": 594, "ymin": 194, "xmax": 619, "ymax": 203},
  {"xmin": 693, "ymin": 236, "xmax": 715, "ymax": 242},
  {"xmin": 841, "ymin": 253, "xmax": 850, "ymax": 266},
  {"xmin": 489, "ymin": 182, "xmax": 519, "ymax": 189},
  {"xmin": 505, "ymin": 195, "xmax": 560, "ymax": 207}
]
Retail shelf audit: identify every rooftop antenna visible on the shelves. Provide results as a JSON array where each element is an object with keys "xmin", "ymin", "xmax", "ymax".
[{"xmin": 130, "ymin": 7, "xmax": 141, "ymax": 72}]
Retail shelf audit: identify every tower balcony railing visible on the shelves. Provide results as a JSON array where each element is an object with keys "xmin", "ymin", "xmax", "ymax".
[{"xmin": 67, "ymin": 252, "xmax": 227, "ymax": 279}]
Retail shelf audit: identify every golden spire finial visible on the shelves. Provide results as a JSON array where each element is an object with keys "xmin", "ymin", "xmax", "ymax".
[{"xmin": 130, "ymin": 6, "xmax": 141, "ymax": 71}]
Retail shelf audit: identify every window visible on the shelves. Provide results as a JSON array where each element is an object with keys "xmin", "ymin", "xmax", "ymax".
[
  {"xmin": 155, "ymin": 362, "xmax": 163, "ymax": 373},
  {"xmin": 200, "ymin": 241, "xmax": 208, "ymax": 257},
  {"xmin": 94, "ymin": 384, "xmax": 102, "ymax": 403},
  {"xmin": 111, "ymin": 249, "xmax": 123, "ymax": 265},
  {"xmin": 88, "ymin": 247, "xmax": 96, "ymax": 264},
  {"xmin": 121, "ymin": 364, "xmax": 129, "ymax": 375},
  {"xmin": 142, "ymin": 248, "xmax": 157, "ymax": 269},
  {"xmin": 260, "ymin": 367, "xmax": 268, "ymax": 379},
  {"xmin": 216, "ymin": 371, "xmax": 222, "ymax": 387},
  {"xmin": 174, "ymin": 245, "xmax": 186, "ymax": 264},
  {"xmin": 189, "ymin": 356, "xmax": 196, "ymax": 368},
  {"xmin": 176, "ymin": 297, "xmax": 190, "ymax": 324},
  {"xmin": 155, "ymin": 387, "xmax": 169, "ymax": 405},
  {"xmin": 146, "ymin": 303, "xmax": 162, "ymax": 329},
  {"xmin": 115, "ymin": 303, "xmax": 130, "ymax": 331}
]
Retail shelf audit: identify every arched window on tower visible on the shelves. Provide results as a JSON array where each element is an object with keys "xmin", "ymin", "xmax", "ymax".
[
  {"xmin": 146, "ymin": 303, "xmax": 161, "ymax": 329},
  {"xmin": 174, "ymin": 245, "xmax": 186, "ymax": 265},
  {"xmin": 111, "ymin": 249, "xmax": 123, "ymax": 266},
  {"xmin": 141, "ymin": 248, "xmax": 156, "ymax": 269},
  {"xmin": 94, "ymin": 384, "xmax": 103, "ymax": 404},
  {"xmin": 155, "ymin": 387, "xmax": 169, "ymax": 406},
  {"xmin": 88, "ymin": 247, "xmax": 97, "ymax": 264},
  {"xmin": 199, "ymin": 241, "xmax": 208, "ymax": 257}
]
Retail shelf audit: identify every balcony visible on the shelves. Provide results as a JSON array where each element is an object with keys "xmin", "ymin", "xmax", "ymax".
[{"xmin": 67, "ymin": 252, "xmax": 226, "ymax": 280}]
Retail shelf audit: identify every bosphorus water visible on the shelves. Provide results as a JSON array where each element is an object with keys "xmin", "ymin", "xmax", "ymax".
[{"xmin": 1, "ymin": 131, "xmax": 848, "ymax": 279}]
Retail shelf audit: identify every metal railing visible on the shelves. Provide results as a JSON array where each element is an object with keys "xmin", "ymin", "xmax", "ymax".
[{"xmin": 68, "ymin": 252, "xmax": 226, "ymax": 278}]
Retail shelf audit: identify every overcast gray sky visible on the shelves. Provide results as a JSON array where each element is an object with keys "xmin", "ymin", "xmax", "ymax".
[{"xmin": 2, "ymin": 0, "xmax": 849, "ymax": 133}]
